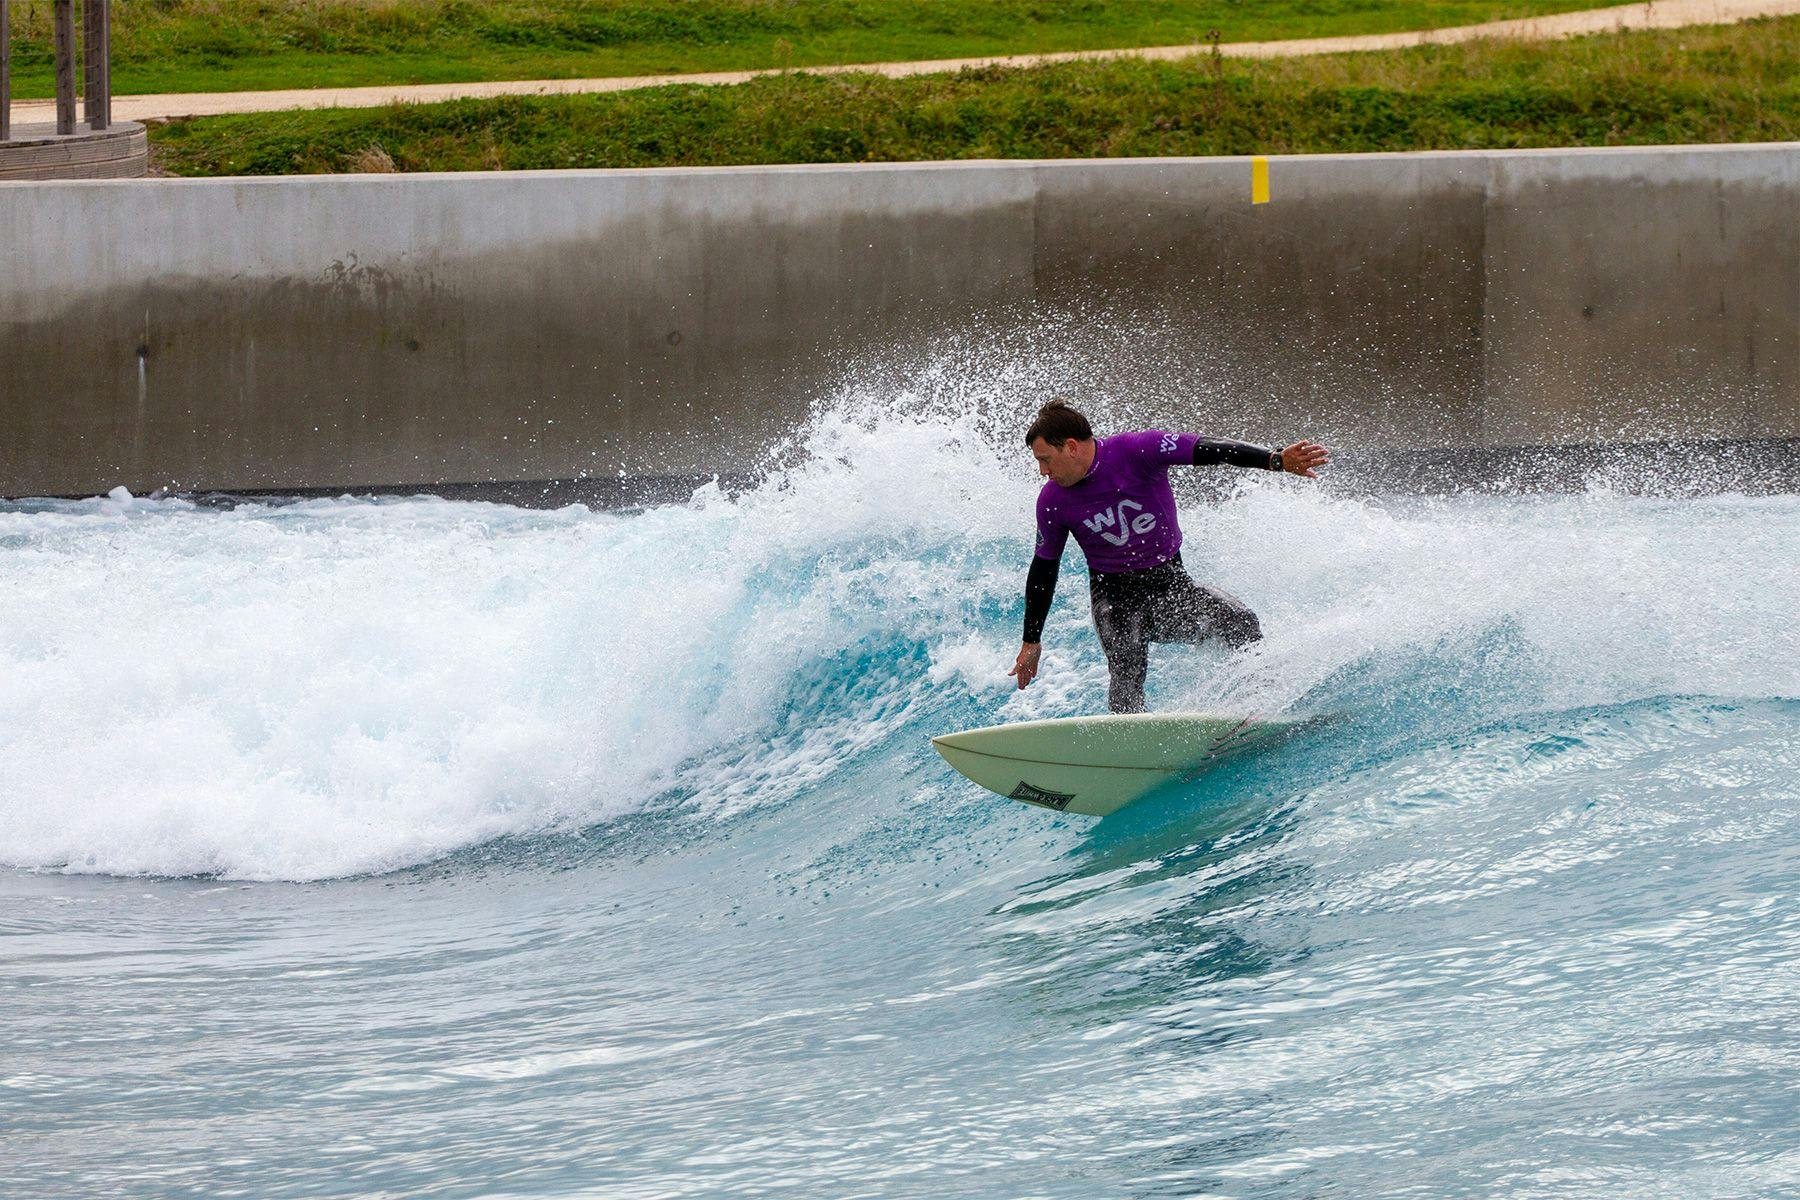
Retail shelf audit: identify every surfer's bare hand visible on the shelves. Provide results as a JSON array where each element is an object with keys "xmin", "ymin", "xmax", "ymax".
[
  {"xmin": 1009, "ymin": 642, "xmax": 1041, "ymax": 689},
  {"xmin": 1280, "ymin": 440, "xmax": 1330, "ymax": 478}
]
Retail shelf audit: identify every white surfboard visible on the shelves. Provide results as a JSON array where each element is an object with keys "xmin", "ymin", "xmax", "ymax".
[{"xmin": 931, "ymin": 712, "xmax": 1295, "ymax": 817}]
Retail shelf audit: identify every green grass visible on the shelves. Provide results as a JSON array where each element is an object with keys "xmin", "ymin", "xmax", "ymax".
[
  {"xmin": 147, "ymin": 17, "xmax": 1800, "ymax": 176},
  {"xmin": 6, "ymin": 0, "xmax": 1611, "ymax": 97}
]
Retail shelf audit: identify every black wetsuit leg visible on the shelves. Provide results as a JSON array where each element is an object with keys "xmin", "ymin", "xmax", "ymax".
[
  {"xmin": 1089, "ymin": 556, "xmax": 1262, "ymax": 714},
  {"xmin": 1089, "ymin": 574, "xmax": 1153, "ymax": 714},
  {"xmin": 1146, "ymin": 566, "xmax": 1262, "ymax": 650}
]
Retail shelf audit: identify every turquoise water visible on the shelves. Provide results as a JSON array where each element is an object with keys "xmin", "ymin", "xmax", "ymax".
[{"xmin": 4, "ymin": 411, "xmax": 1798, "ymax": 1197}]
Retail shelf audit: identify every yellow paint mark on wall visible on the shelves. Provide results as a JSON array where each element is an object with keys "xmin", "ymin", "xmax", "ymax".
[{"xmin": 1251, "ymin": 156, "xmax": 1270, "ymax": 205}]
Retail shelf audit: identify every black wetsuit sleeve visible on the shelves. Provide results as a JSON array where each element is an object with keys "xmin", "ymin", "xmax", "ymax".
[
  {"xmin": 1192, "ymin": 436, "xmax": 1281, "ymax": 471},
  {"xmin": 1022, "ymin": 555, "xmax": 1060, "ymax": 644}
]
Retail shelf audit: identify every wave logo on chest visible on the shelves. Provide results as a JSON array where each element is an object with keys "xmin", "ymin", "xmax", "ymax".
[{"xmin": 1083, "ymin": 499, "xmax": 1157, "ymax": 546}]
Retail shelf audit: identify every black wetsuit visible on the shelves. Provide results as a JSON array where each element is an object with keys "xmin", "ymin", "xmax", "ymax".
[{"xmin": 1023, "ymin": 436, "xmax": 1277, "ymax": 714}]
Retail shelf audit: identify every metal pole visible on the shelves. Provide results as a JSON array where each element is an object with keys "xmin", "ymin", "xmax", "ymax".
[
  {"xmin": 84, "ymin": 0, "xmax": 99, "ymax": 128},
  {"xmin": 54, "ymin": 0, "xmax": 76, "ymax": 135},
  {"xmin": 1, "ymin": 0, "xmax": 12, "ymax": 143},
  {"xmin": 96, "ymin": 0, "xmax": 109, "ymax": 128}
]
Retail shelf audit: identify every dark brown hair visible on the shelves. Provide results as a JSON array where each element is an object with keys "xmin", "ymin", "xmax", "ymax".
[{"xmin": 1023, "ymin": 400, "xmax": 1093, "ymax": 447}]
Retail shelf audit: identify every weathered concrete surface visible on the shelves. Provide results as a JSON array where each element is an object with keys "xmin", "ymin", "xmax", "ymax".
[
  {"xmin": 1481, "ymin": 146, "xmax": 1799, "ymax": 445},
  {"xmin": 1, "ymin": 165, "xmax": 1037, "ymax": 494},
  {"xmin": 2, "ymin": 144, "xmax": 1796, "ymax": 498},
  {"xmin": 1031, "ymin": 154, "xmax": 1491, "ymax": 449}
]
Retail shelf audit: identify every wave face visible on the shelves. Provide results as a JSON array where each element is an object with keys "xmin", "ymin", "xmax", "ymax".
[{"xmin": 3, "ymin": 402, "xmax": 1798, "ymax": 1197}]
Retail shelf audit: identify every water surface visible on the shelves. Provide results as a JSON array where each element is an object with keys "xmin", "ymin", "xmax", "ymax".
[{"xmin": 5, "ymin": 414, "xmax": 1798, "ymax": 1197}]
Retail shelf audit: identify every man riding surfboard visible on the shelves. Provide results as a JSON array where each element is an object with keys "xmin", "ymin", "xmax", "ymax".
[{"xmin": 1009, "ymin": 400, "xmax": 1329, "ymax": 713}]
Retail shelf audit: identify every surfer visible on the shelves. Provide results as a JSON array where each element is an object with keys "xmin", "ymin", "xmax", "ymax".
[{"xmin": 1009, "ymin": 400, "xmax": 1328, "ymax": 713}]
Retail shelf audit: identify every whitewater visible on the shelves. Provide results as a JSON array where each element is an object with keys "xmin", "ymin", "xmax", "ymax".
[{"xmin": 4, "ymin": 399, "xmax": 1799, "ymax": 1197}]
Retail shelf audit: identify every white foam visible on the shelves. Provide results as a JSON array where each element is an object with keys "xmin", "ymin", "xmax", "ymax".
[
  {"xmin": 0, "ymin": 413, "xmax": 1029, "ymax": 879},
  {"xmin": 3, "ymin": 403, "xmax": 1795, "ymax": 880},
  {"xmin": 1173, "ymin": 482, "xmax": 1800, "ymax": 715}
]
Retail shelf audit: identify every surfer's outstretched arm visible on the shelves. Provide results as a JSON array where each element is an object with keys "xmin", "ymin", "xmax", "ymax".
[
  {"xmin": 1011, "ymin": 555, "xmax": 1059, "ymax": 689},
  {"xmin": 1191, "ymin": 437, "xmax": 1330, "ymax": 478}
]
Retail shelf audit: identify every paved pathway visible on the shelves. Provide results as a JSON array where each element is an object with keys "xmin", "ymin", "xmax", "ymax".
[{"xmin": 14, "ymin": 0, "xmax": 1800, "ymax": 124}]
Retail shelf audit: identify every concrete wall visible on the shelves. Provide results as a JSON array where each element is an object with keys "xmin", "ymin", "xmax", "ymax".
[{"xmin": 2, "ymin": 144, "xmax": 1795, "ymax": 498}]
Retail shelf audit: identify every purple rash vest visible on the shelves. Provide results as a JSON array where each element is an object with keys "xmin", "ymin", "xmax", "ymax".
[{"xmin": 1035, "ymin": 430, "xmax": 1200, "ymax": 574}]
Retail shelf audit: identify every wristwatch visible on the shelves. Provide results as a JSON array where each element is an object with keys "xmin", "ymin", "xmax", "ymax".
[{"xmin": 1269, "ymin": 449, "xmax": 1284, "ymax": 473}]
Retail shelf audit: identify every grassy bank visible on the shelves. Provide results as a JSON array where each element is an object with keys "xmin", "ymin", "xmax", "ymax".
[
  {"xmin": 148, "ymin": 17, "xmax": 1800, "ymax": 176},
  {"xmin": 5, "ymin": 0, "xmax": 1608, "ymax": 97}
]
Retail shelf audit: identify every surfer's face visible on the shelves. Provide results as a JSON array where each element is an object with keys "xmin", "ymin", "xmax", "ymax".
[{"xmin": 1031, "ymin": 436, "xmax": 1092, "ymax": 487}]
